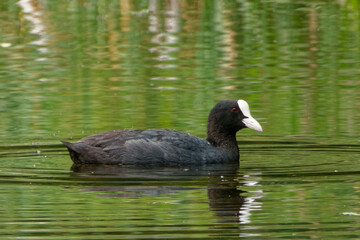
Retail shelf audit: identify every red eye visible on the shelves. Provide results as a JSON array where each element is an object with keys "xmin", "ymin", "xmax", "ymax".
[{"xmin": 232, "ymin": 108, "xmax": 238, "ymax": 113}]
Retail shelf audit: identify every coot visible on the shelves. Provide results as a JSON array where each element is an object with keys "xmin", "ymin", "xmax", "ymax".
[{"xmin": 62, "ymin": 100, "xmax": 262, "ymax": 166}]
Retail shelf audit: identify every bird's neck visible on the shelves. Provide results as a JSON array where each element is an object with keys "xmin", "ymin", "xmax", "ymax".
[{"xmin": 206, "ymin": 122, "xmax": 239, "ymax": 156}]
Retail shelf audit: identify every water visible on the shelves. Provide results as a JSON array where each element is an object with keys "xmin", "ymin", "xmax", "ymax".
[{"xmin": 1, "ymin": 0, "xmax": 360, "ymax": 239}]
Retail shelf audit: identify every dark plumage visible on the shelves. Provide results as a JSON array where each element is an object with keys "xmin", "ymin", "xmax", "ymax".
[{"xmin": 62, "ymin": 100, "xmax": 262, "ymax": 166}]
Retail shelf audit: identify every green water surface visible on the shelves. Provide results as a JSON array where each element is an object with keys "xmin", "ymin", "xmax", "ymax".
[{"xmin": 0, "ymin": 0, "xmax": 360, "ymax": 239}]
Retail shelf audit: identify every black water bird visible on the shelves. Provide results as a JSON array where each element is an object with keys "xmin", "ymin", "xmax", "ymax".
[{"xmin": 62, "ymin": 100, "xmax": 262, "ymax": 166}]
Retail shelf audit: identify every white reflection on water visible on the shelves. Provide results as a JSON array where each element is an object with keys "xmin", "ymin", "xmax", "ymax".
[
  {"xmin": 17, "ymin": 0, "xmax": 49, "ymax": 54},
  {"xmin": 149, "ymin": 0, "xmax": 179, "ymax": 71},
  {"xmin": 239, "ymin": 172, "xmax": 263, "ymax": 225}
]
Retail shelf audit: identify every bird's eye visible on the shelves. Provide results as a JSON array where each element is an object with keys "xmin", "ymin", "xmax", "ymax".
[{"xmin": 232, "ymin": 108, "xmax": 238, "ymax": 113}]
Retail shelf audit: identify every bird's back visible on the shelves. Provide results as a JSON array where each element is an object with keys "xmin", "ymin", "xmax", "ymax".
[{"xmin": 63, "ymin": 129, "xmax": 236, "ymax": 166}]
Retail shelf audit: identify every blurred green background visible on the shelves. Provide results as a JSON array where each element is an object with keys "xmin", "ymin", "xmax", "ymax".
[
  {"xmin": 0, "ymin": 1, "xmax": 360, "ymax": 239},
  {"xmin": 1, "ymin": 0, "xmax": 359, "ymax": 144}
]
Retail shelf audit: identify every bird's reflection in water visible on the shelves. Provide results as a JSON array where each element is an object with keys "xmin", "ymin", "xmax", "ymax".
[{"xmin": 71, "ymin": 163, "xmax": 263, "ymax": 223}]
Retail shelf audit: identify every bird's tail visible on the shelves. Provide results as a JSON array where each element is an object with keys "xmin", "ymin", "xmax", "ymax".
[
  {"xmin": 61, "ymin": 140, "xmax": 82, "ymax": 164},
  {"xmin": 61, "ymin": 140, "xmax": 115, "ymax": 164}
]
